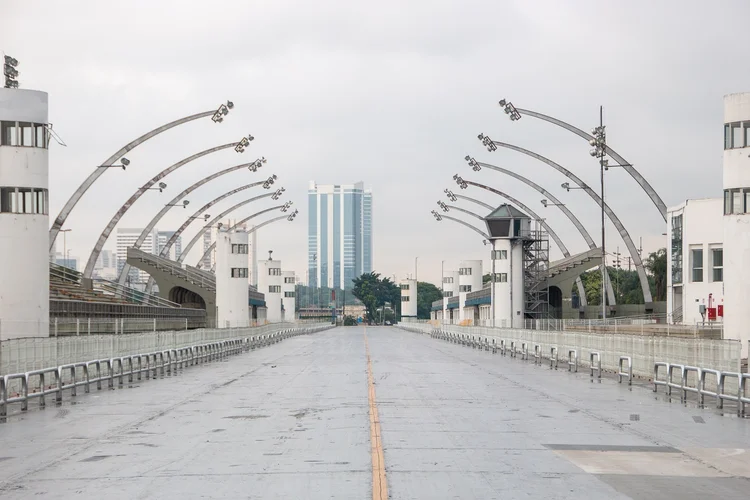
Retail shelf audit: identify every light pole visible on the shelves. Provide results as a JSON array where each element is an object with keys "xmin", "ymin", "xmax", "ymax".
[{"xmin": 589, "ymin": 107, "xmax": 607, "ymax": 320}]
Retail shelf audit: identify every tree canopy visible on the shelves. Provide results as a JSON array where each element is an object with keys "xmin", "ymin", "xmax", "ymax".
[
  {"xmin": 351, "ymin": 272, "xmax": 400, "ymax": 322},
  {"xmin": 416, "ymin": 281, "xmax": 442, "ymax": 319},
  {"xmin": 574, "ymin": 248, "xmax": 666, "ymax": 304}
]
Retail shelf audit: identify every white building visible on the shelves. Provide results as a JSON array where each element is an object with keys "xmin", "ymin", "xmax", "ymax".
[
  {"xmin": 282, "ymin": 270, "xmax": 296, "ymax": 322},
  {"xmin": 666, "ymin": 198, "xmax": 724, "ymax": 328},
  {"xmin": 157, "ymin": 231, "xmax": 182, "ymax": 261},
  {"xmin": 93, "ymin": 249, "xmax": 118, "ymax": 280},
  {"xmin": 215, "ymin": 227, "xmax": 250, "ymax": 327},
  {"xmin": 458, "ymin": 260, "xmax": 482, "ymax": 324},
  {"xmin": 722, "ymin": 92, "xmax": 750, "ymax": 356},
  {"xmin": 441, "ymin": 270, "xmax": 460, "ymax": 324},
  {"xmin": 486, "ymin": 205, "xmax": 528, "ymax": 328},
  {"xmin": 248, "ymin": 225, "xmax": 258, "ymax": 287},
  {"xmin": 258, "ymin": 253, "xmax": 283, "ymax": 323},
  {"xmin": 399, "ymin": 278, "xmax": 418, "ymax": 318},
  {"xmin": 0, "ymin": 87, "xmax": 50, "ymax": 338},
  {"xmin": 201, "ymin": 228, "xmax": 212, "ymax": 269},
  {"xmin": 117, "ymin": 227, "xmax": 158, "ymax": 284}
]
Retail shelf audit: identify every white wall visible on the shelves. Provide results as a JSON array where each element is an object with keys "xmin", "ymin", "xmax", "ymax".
[
  {"xmin": 442, "ymin": 270, "xmax": 459, "ymax": 325},
  {"xmin": 458, "ymin": 260, "xmax": 482, "ymax": 323},
  {"xmin": 722, "ymin": 92, "xmax": 750, "ymax": 356},
  {"xmin": 258, "ymin": 259, "xmax": 283, "ymax": 322},
  {"xmin": 282, "ymin": 270, "xmax": 296, "ymax": 322},
  {"xmin": 400, "ymin": 278, "xmax": 418, "ymax": 317},
  {"xmin": 0, "ymin": 89, "xmax": 49, "ymax": 339},
  {"xmin": 215, "ymin": 229, "xmax": 250, "ymax": 327}
]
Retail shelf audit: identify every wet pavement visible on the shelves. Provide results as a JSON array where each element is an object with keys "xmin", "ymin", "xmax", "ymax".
[{"xmin": 1, "ymin": 327, "xmax": 749, "ymax": 499}]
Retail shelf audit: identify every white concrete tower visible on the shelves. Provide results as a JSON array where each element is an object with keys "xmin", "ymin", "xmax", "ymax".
[
  {"xmin": 442, "ymin": 270, "xmax": 459, "ymax": 324},
  {"xmin": 486, "ymin": 204, "xmax": 529, "ymax": 329},
  {"xmin": 399, "ymin": 278, "xmax": 418, "ymax": 318},
  {"xmin": 215, "ymin": 227, "xmax": 249, "ymax": 327},
  {"xmin": 458, "ymin": 260, "xmax": 482, "ymax": 324},
  {"xmin": 258, "ymin": 252, "xmax": 283, "ymax": 323},
  {"xmin": 281, "ymin": 270, "xmax": 296, "ymax": 322},
  {"xmin": 722, "ymin": 92, "xmax": 750, "ymax": 356},
  {"xmin": 0, "ymin": 88, "xmax": 49, "ymax": 339}
]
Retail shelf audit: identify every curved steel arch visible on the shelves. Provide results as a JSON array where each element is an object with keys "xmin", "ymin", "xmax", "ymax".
[
  {"xmin": 116, "ymin": 162, "xmax": 269, "ymax": 286},
  {"xmin": 196, "ymin": 205, "xmax": 284, "ymax": 268},
  {"xmin": 464, "ymin": 158, "xmax": 615, "ymax": 305},
  {"xmin": 434, "ymin": 213, "xmax": 489, "ymax": 240},
  {"xmin": 481, "ymin": 137, "xmax": 653, "ymax": 305},
  {"xmin": 452, "ymin": 195, "xmax": 493, "ymax": 211},
  {"xmin": 206, "ymin": 215, "xmax": 293, "ymax": 273},
  {"xmin": 446, "ymin": 196, "xmax": 592, "ymax": 307},
  {"xmin": 50, "ymin": 105, "xmax": 227, "ymax": 251},
  {"xmin": 178, "ymin": 192, "xmax": 277, "ymax": 264},
  {"xmin": 82, "ymin": 142, "xmax": 240, "ymax": 280},
  {"xmin": 514, "ymin": 106, "xmax": 667, "ymax": 221}
]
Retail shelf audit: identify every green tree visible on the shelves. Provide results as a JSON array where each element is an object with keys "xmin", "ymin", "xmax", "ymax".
[
  {"xmin": 352, "ymin": 272, "xmax": 400, "ymax": 322},
  {"xmin": 416, "ymin": 281, "xmax": 442, "ymax": 319},
  {"xmin": 644, "ymin": 248, "xmax": 667, "ymax": 301}
]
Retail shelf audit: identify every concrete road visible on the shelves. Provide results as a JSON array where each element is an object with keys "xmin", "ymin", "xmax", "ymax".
[{"xmin": 1, "ymin": 327, "xmax": 748, "ymax": 499}]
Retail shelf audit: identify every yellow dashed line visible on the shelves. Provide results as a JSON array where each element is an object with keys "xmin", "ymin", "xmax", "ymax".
[{"xmin": 365, "ymin": 327, "xmax": 388, "ymax": 500}]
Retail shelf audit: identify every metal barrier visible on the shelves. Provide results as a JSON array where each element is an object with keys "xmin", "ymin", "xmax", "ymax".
[
  {"xmin": 741, "ymin": 374, "xmax": 750, "ymax": 415},
  {"xmin": 521, "ymin": 342, "xmax": 528, "ymax": 361},
  {"xmin": 534, "ymin": 345, "xmax": 542, "ymax": 365},
  {"xmin": 681, "ymin": 366, "xmax": 701, "ymax": 401},
  {"xmin": 618, "ymin": 356, "xmax": 632, "ymax": 385},
  {"xmin": 653, "ymin": 362, "xmax": 669, "ymax": 392},
  {"xmin": 666, "ymin": 364, "xmax": 684, "ymax": 397},
  {"xmin": 567, "ymin": 350, "xmax": 577, "ymax": 373},
  {"xmin": 550, "ymin": 347, "xmax": 558, "ymax": 370},
  {"xmin": 590, "ymin": 352, "xmax": 601, "ymax": 379},
  {"xmin": 717, "ymin": 372, "xmax": 743, "ymax": 411},
  {"xmin": 0, "ymin": 324, "xmax": 331, "ymax": 417}
]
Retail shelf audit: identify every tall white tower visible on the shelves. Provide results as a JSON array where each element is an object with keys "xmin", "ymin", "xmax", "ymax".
[
  {"xmin": 215, "ymin": 227, "xmax": 250, "ymax": 327},
  {"xmin": 0, "ymin": 88, "xmax": 49, "ymax": 339},
  {"xmin": 258, "ymin": 252, "xmax": 283, "ymax": 323},
  {"xmin": 442, "ymin": 270, "xmax": 459, "ymax": 324},
  {"xmin": 399, "ymin": 278, "xmax": 418, "ymax": 318},
  {"xmin": 458, "ymin": 260, "xmax": 482, "ymax": 324},
  {"xmin": 281, "ymin": 270, "xmax": 296, "ymax": 322},
  {"xmin": 722, "ymin": 92, "xmax": 750, "ymax": 356}
]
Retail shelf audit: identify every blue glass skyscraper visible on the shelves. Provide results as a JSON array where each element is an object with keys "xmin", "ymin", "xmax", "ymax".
[{"xmin": 308, "ymin": 181, "xmax": 372, "ymax": 290}]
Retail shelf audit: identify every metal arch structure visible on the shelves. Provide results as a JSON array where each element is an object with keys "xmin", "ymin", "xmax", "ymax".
[
  {"xmin": 451, "ymin": 194, "xmax": 493, "ymax": 211},
  {"xmin": 115, "ymin": 162, "xmax": 269, "ymax": 286},
  {"xmin": 446, "ymin": 185, "xmax": 590, "ymax": 306},
  {"xmin": 177, "ymin": 192, "xmax": 278, "ymax": 265},
  {"xmin": 480, "ymin": 136, "xmax": 653, "ymax": 305},
  {"xmin": 455, "ymin": 184, "xmax": 596, "ymax": 307},
  {"xmin": 433, "ymin": 213, "xmax": 490, "ymax": 240},
  {"xmin": 464, "ymin": 158, "xmax": 615, "ymax": 305},
  {"xmin": 82, "ymin": 142, "xmax": 241, "ymax": 281},
  {"xmin": 196, "ymin": 205, "xmax": 286, "ymax": 268},
  {"xmin": 443, "ymin": 204, "xmax": 484, "ymax": 222},
  {"xmin": 512, "ymin": 106, "xmax": 667, "ymax": 221},
  {"xmin": 49, "ymin": 104, "xmax": 229, "ymax": 251}
]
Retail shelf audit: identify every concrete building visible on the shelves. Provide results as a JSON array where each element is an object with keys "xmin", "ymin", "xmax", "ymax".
[
  {"xmin": 440, "ymin": 270, "xmax": 460, "ymax": 324},
  {"xmin": 93, "ymin": 249, "xmax": 117, "ymax": 280},
  {"xmin": 0, "ymin": 87, "xmax": 50, "ymax": 338},
  {"xmin": 399, "ymin": 278, "xmax": 418, "ymax": 318},
  {"xmin": 258, "ymin": 253, "xmax": 283, "ymax": 323},
  {"xmin": 117, "ymin": 227, "xmax": 158, "ymax": 284},
  {"xmin": 157, "ymin": 231, "xmax": 182, "ymax": 261},
  {"xmin": 282, "ymin": 270, "xmax": 296, "ymax": 322},
  {"xmin": 666, "ymin": 198, "xmax": 724, "ymax": 328},
  {"xmin": 201, "ymin": 228, "xmax": 212, "ymax": 270},
  {"xmin": 458, "ymin": 260, "xmax": 482, "ymax": 324},
  {"xmin": 215, "ymin": 227, "xmax": 250, "ymax": 327},
  {"xmin": 308, "ymin": 181, "xmax": 373, "ymax": 290},
  {"xmin": 722, "ymin": 92, "xmax": 750, "ymax": 356}
]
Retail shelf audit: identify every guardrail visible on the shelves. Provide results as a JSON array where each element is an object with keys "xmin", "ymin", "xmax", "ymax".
[{"xmin": 1, "ymin": 324, "xmax": 332, "ymax": 417}]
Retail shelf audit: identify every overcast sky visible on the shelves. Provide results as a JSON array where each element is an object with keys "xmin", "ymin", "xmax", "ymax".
[{"xmin": 3, "ymin": 0, "xmax": 749, "ymax": 286}]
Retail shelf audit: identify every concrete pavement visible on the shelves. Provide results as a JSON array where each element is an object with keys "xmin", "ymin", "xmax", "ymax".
[{"xmin": 0, "ymin": 327, "xmax": 748, "ymax": 499}]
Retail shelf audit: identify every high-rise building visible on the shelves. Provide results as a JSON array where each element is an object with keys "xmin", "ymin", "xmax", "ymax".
[
  {"xmin": 308, "ymin": 181, "xmax": 373, "ymax": 290},
  {"xmin": 201, "ymin": 229, "xmax": 212, "ymax": 270},
  {"xmin": 116, "ymin": 227, "xmax": 158, "ymax": 284},
  {"xmin": 157, "ymin": 230, "xmax": 182, "ymax": 261}
]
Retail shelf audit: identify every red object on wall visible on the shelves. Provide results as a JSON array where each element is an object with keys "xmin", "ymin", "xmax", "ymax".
[
  {"xmin": 708, "ymin": 307, "xmax": 717, "ymax": 321},
  {"xmin": 718, "ymin": 304, "xmax": 724, "ymax": 317}
]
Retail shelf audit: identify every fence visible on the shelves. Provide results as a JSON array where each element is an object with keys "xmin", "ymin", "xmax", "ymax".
[{"xmin": 0, "ymin": 322, "xmax": 333, "ymax": 417}]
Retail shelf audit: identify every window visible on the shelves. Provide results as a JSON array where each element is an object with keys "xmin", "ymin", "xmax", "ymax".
[
  {"xmin": 0, "ymin": 187, "xmax": 49, "ymax": 214},
  {"xmin": 0, "ymin": 121, "xmax": 48, "ymax": 148},
  {"xmin": 459, "ymin": 268, "xmax": 472, "ymax": 275},
  {"xmin": 268, "ymin": 268, "xmax": 281, "ymax": 276},
  {"xmin": 269, "ymin": 285, "xmax": 281, "ymax": 293},
  {"xmin": 400, "ymin": 284, "xmax": 409, "ymax": 290},
  {"xmin": 443, "ymin": 291, "xmax": 453, "ymax": 298},
  {"xmin": 442, "ymin": 277, "xmax": 453, "ymax": 284},
  {"xmin": 231, "ymin": 244, "xmax": 248, "ymax": 254},
  {"xmin": 35, "ymin": 124, "xmax": 46, "ymax": 148},
  {"xmin": 230, "ymin": 268, "xmax": 248, "ymax": 278},
  {"xmin": 492, "ymin": 250, "xmax": 508, "ymax": 260},
  {"xmin": 725, "ymin": 190, "xmax": 732, "ymax": 215},
  {"xmin": 494, "ymin": 273, "xmax": 508, "ymax": 283},
  {"xmin": 733, "ymin": 123, "xmax": 743, "ymax": 148},
  {"xmin": 733, "ymin": 190, "xmax": 744, "ymax": 214},
  {"xmin": 459, "ymin": 285, "xmax": 472, "ymax": 292},
  {"xmin": 1, "ymin": 122, "xmax": 17, "ymax": 146},
  {"xmin": 401, "ymin": 296, "xmax": 410, "ymax": 302},
  {"xmin": 284, "ymin": 291, "xmax": 295, "ymax": 298},
  {"xmin": 19, "ymin": 122, "xmax": 33, "ymax": 147},
  {"xmin": 712, "ymin": 248, "xmax": 723, "ymax": 282},
  {"xmin": 691, "ymin": 248, "xmax": 703, "ymax": 282},
  {"xmin": 284, "ymin": 277, "xmax": 296, "ymax": 284}
]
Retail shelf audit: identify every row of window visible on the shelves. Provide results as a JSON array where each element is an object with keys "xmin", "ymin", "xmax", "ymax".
[
  {"xmin": 724, "ymin": 121, "xmax": 750, "ymax": 150},
  {"xmin": 268, "ymin": 267, "xmax": 281, "ymax": 276},
  {"xmin": 723, "ymin": 188, "xmax": 750, "ymax": 215},
  {"xmin": 459, "ymin": 285, "xmax": 472, "ymax": 292},
  {"xmin": 491, "ymin": 250, "xmax": 508, "ymax": 260},
  {"xmin": 0, "ymin": 121, "xmax": 48, "ymax": 148},
  {"xmin": 458, "ymin": 268, "xmax": 472, "ymax": 275},
  {"xmin": 443, "ymin": 277, "xmax": 454, "ymax": 284},
  {"xmin": 400, "ymin": 284, "xmax": 409, "ymax": 290},
  {"xmin": 285, "ymin": 291, "xmax": 295, "ymax": 298},
  {"xmin": 443, "ymin": 291, "xmax": 453, "ymax": 298},
  {"xmin": 284, "ymin": 277, "xmax": 295, "ymax": 284},
  {"xmin": 230, "ymin": 268, "xmax": 248, "ymax": 278},
  {"xmin": 690, "ymin": 247, "xmax": 723, "ymax": 283},
  {"xmin": 231, "ymin": 244, "xmax": 248, "ymax": 254},
  {"xmin": 269, "ymin": 285, "xmax": 281, "ymax": 293},
  {"xmin": 401, "ymin": 296, "xmax": 410, "ymax": 302},
  {"xmin": 493, "ymin": 273, "xmax": 509, "ymax": 282},
  {"xmin": 0, "ymin": 187, "xmax": 49, "ymax": 214}
]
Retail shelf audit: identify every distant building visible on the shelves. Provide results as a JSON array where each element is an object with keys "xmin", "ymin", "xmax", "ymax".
[
  {"xmin": 157, "ymin": 231, "xmax": 182, "ymax": 261},
  {"xmin": 117, "ymin": 227, "xmax": 158, "ymax": 284},
  {"xmin": 201, "ymin": 229, "xmax": 212, "ymax": 269},
  {"xmin": 308, "ymin": 181, "xmax": 372, "ymax": 290}
]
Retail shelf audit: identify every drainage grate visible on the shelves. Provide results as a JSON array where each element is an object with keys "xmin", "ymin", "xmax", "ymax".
[{"xmin": 630, "ymin": 414, "xmax": 640, "ymax": 422}]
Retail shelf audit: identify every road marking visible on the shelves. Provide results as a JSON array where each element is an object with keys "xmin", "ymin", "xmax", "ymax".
[{"xmin": 365, "ymin": 328, "xmax": 388, "ymax": 500}]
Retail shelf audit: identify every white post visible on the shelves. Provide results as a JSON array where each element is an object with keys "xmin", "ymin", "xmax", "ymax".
[
  {"xmin": 88, "ymin": 317, "xmax": 91, "ymax": 336},
  {"xmin": 153, "ymin": 318, "xmax": 157, "ymax": 332},
  {"xmin": 54, "ymin": 317, "xmax": 58, "ymax": 337},
  {"xmin": 76, "ymin": 318, "xmax": 80, "ymax": 336},
  {"xmin": 185, "ymin": 318, "xmax": 188, "ymax": 330}
]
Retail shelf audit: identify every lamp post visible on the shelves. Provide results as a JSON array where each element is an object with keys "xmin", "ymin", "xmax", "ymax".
[{"xmin": 589, "ymin": 107, "xmax": 607, "ymax": 320}]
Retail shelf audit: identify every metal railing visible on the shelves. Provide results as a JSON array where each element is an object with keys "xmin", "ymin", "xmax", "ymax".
[
  {"xmin": 1, "ymin": 323, "xmax": 333, "ymax": 417},
  {"xmin": 653, "ymin": 361, "xmax": 748, "ymax": 415}
]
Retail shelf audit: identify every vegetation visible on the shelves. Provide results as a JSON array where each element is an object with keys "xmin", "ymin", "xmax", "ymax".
[
  {"xmin": 351, "ymin": 272, "xmax": 400, "ymax": 322},
  {"xmin": 343, "ymin": 315, "xmax": 357, "ymax": 326},
  {"xmin": 295, "ymin": 284, "xmax": 360, "ymax": 310},
  {"xmin": 416, "ymin": 281, "xmax": 442, "ymax": 319},
  {"xmin": 574, "ymin": 248, "xmax": 666, "ymax": 304}
]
